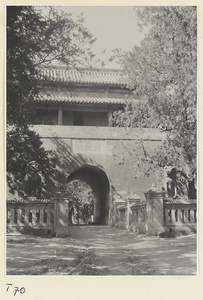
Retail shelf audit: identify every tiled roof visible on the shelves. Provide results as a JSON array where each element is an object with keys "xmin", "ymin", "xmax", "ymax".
[
  {"xmin": 38, "ymin": 67, "xmax": 127, "ymax": 87},
  {"xmin": 164, "ymin": 198, "xmax": 197, "ymax": 205},
  {"xmin": 35, "ymin": 93, "xmax": 125, "ymax": 106}
]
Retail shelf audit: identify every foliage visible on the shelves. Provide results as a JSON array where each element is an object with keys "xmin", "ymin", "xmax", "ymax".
[
  {"xmin": 112, "ymin": 6, "xmax": 197, "ymax": 195},
  {"xmin": 7, "ymin": 6, "xmax": 96, "ymax": 126},
  {"xmin": 7, "ymin": 126, "xmax": 56, "ymax": 198},
  {"xmin": 7, "ymin": 6, "xmax": 96, "ymax": 197},
  {"xmin": 66, "ymin": 181, "xmax": 94, "ymax": 224},
  {"xmin": 110, "ymin": 100, "xmax": 158, "ymax": 128}
]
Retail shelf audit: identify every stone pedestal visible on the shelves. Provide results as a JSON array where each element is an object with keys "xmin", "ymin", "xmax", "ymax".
[
  {"xmin": 54, "ymin": 193, "xmax": 69, "ymax": 237},
  {"xmin": 145, "ymin": 191, "xmax": 165, "ymax": 235},
  {"xmin": 126, "ymin": 192, "xmax": 141, "ymax": 230},
  {"xmin": 113, "ymin": 196, "xmax": 126, "ymax": 227}
]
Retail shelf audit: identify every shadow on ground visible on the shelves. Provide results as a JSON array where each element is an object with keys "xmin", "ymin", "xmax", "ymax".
[{"xmin": 7, "ymin": 226, "xmax": 197, "ymax": 276}]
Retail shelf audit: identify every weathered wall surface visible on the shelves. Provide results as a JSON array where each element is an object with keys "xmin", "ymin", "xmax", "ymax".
[{"xmin": 33, "ymin": 125, "xmax": 166, "ymax": 202}]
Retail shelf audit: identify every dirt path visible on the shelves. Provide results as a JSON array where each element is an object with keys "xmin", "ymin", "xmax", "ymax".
[{"xmin": 7, "ymin": 226, "xmax": 197, "ymax": 276}]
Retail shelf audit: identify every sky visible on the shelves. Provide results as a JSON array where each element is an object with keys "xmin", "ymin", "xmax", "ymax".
[{"xmin": 42, "ymin": 6, "xmax": 146, "ymax": 69}]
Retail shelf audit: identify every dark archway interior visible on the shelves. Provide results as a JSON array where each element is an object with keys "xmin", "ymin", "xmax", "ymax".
[{"xmin": 67, "ymin": 165, "xmax": 110, "ymax": 224}]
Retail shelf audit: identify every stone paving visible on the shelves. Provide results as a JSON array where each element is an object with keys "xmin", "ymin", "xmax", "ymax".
[{"xmin": 7, "ymin": 226, "xmax": 197, "ymax": 276}]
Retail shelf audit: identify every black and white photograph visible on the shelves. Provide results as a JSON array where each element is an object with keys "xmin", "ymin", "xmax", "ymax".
[{"xmin": 6, "ymin": 5, "xmax": 197, "ymax": 279}]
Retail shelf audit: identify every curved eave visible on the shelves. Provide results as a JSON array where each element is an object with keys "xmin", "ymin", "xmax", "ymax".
[
  {"xmin": 38, "ymin": 77, "xmax": 127, "ymax": 88},
  {"xmin": 34, "ymin": 96, "xmax": 126, "ymax": 106}
]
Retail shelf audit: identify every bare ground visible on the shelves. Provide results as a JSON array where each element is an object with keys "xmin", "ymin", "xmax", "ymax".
[{"xmin": 6, "ymin": 225, "xmax": 197, "ymax": 276}]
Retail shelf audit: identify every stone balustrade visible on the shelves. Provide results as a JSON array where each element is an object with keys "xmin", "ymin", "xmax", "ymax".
[
  {"xmin": 7, "ymin": 200, "xmax": 55, "ymax": 235},
  {"xmin": 114, "ymin": 192, "xmax": 197, "ymax": 236},
  {"xmin": 130, "ymin": 204, "xmax": 147, "ymax": 234},
  {"xmin": 7, "ymin": 194, "xmax": 69, "ymax": 237},
  {"xmin": 7, "ymin": 193, "xmax": 197, "ymax": 237},
  {"xmin": 163, "ymin": 198, "xmax": 197, "ymax": 234}
]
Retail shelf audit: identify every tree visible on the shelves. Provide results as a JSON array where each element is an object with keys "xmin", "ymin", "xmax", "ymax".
[
  {"xmin": 7, "ymin": 6, "xmax": 96, "ymax": 198},
  {"xmin": 112, "ymin": 6, "xmax": 197, "ymax": 197},
  {"xmin": 7, "ymin": 6, "xmax": 96, "ymax": 126},
  {"xmin": 7, "ymin": 126, "xmax": 56, "ymax": 198}
]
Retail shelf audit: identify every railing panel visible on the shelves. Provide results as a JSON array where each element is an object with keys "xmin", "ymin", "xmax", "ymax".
[
  {"xmin": 7, "ymin": 209, "xmax": 11, "ymax": 224},
  {"xmin": 129, "ymin": 205, "xmax": 147, "ymax": 233},
  {"xmin": 190, "ymin": 210, "xmax": 194, "ymax": 222},
  {"xmin": 7, "ymin": 200, "xmax": 55, "ymax": 235},
  {"xmin": 184, "ymin": 209, "xmax": 188, "ymax": 222},
  {"xmin": 21, "ymin": 209, "xmax": 25, "ymax": 224},
  {"xmin": 10, "ymin": 208, "xmax": 15, "ymax": 225},
  {"xmin": 32, "ymin": 210, "xmax": 37, "ymax": 226},
  {"xmin": 162, "ymin": 198, "xmax": 197, "ymax": 235},
  {"xmin": 47, "ymin": 209, "xmax": 51, "ymax": 224},
  {"xmin": 39, "ymin": 209, "xmax": 44, "ymax": 224},
  {"xmin": 25, "ymin": 209, "xmax": 29, "ymax": 224},
  {"xmin": 17, "ymin": 209, "xmax": 22, "ymax": 225}
]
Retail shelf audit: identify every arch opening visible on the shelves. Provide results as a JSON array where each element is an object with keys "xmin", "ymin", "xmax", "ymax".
[
  {"xmin": 66, "ymin": 180, "xmax": 95, "ymax": 225},
  {"xmin": 67, "ymin": 166, "xmax": 110, "ymax": 225}
]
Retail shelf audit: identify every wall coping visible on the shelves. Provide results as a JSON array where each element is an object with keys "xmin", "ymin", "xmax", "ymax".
[
  {"xmin": 131, "ymin": 203, "xmax": 146, "ymax": 209},
  {"xmin": 145, "ymin": 191, "xmax": 165, "ymax": 199},
  {"xmin": 31, "ymin": 125, "xmax": 167, "ymax": 141},
  {"xmin": 164, "ymin": 198, "xmax": 197, "ymax": 205}
]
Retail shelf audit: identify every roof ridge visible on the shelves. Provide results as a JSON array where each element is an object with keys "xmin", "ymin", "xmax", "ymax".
[
  {"xmin": 36, "ymin": 66, "xmax": 128, "ymax": 87},
  {"xmin": 40, "ymin": 65, "xmax": 123, "ymax": 74}
]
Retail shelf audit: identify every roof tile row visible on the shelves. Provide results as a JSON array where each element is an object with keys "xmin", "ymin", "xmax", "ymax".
[
  {"xmin": 38, "ymin": 67, "xmax": 127, "ymax": 86},
  {"xmin": 35, "ymin": 93, "xmax": 126, "ymax": 106}
]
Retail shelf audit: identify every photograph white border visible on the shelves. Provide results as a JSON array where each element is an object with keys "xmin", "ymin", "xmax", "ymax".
[{"xmin": 1, "ymin": 1, "xmax": 202, "ymax": 299}]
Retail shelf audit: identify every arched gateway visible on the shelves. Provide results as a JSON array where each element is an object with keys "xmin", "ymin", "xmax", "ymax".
[
  {"xmin": 67, "ymin": 166, "xmax": 110, "ymax": 224},
  {"xmin": 7, "ymin": 67, "xmax": 167, "ymax": 235}
]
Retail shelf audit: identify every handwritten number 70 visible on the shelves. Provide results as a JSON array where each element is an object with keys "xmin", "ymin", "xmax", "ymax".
[{"xmin": 6, "ymin": 284, "xmax": 26, "ymax": 296}]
